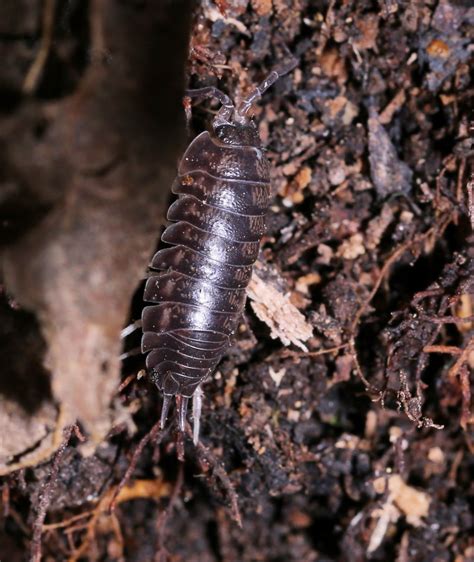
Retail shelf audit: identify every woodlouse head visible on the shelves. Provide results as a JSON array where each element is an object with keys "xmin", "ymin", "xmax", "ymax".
[{"xmin": 213, "ymin": 122, "xmax": 260, "ymax": 147}]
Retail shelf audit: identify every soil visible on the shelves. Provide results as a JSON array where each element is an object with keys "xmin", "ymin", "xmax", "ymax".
[{"xmin": 0, "ymin": 1, "xmax": 472, "ymax": 561}]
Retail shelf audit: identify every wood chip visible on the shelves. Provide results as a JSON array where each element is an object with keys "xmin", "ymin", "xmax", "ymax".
[
  {"xmin": 251, "ymin": 0, "xmax": 273, "ymax": 17},
  {"xmin": 295, "ymin": 272, "xmax": 322, "ymax": 295},
  {"xmin": 247, "ymin": 261, "xmax": 313, "ymax": 351},
  {"xmin": 338, "ymin": 233, "xmax": 366, "ymax": 260},
  {"xmin": 368, "ymin": 473, "xmax": 431, "ymax": 553},
  {"xmin": 427, "ymin": 447, "xmax": 445, "ymax": 464},
  {"xmin": 353, "ymin": 14, "xmax": 379, "ymax": 51},
  {"xmin": 366, "ymin": 203, "xmax": 395, "ymax": 250},
  {"xmin": 373, "ymin": 474, "xmax": 430, "ymax": 526},
  {"xmin": 379, "ymin": 90, "xmax": 406, "ymax": 125}
]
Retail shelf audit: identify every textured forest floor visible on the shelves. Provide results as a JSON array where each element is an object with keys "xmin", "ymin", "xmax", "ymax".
[{"xmin": 0, "ymin": 1, "xmax": 473, "ymax": 561}]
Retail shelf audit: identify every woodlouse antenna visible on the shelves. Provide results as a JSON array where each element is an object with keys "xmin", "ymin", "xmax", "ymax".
[
  {"xmin": 237, "ymin": 57, "xmax": 298, "ymax": 119},
  {"xmin": 176, "ymin": 394, "xmax": 189, "ymax": 432},
  {"xmin": 184, "ymin": 86, "xmax": 234, "ymax": 125},
  {"xmin": 185, "ymin": 55, "xmax": 298, "ymax": 126}
]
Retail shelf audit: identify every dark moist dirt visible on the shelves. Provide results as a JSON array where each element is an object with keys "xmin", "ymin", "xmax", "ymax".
[{"xmin": 0, "ymin": 1, "xmax": 473, "ymax": 561}]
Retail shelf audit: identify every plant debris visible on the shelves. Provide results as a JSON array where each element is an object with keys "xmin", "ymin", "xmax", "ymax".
[
  {"xmin": 247, "ymin": 259, "xmax": 313, "ymax": 351},
  {"xmin": 0, "ymin": 0, "xmax": 472, "ymax": 560}
]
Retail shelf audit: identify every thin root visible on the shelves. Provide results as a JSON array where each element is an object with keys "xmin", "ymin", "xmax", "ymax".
[
  {"xmin": 31, "ymin": 424, "xmax": 76, "ymax": 562},
  {"xmin": 188, "ymin": 427, "xmax": 242, "ymax": 527},
  {"xmin": 109, "ymin": 421, "xmax": 167, "ymax": 513}
]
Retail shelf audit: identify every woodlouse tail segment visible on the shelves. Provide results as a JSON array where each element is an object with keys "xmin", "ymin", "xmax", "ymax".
[
  {"xmin": 160, "ymin": 392, "xmax": 201, "ymax": 444},
  {"xmin": 176, "ymin": 394, "xmax": 189, "ymax": 433},
  {"xmin": 160, "ymin": 394, "xmax": 172, "ymax": 429},
  {"xmin": 192, "ymin": 385, "xmax": 203, "ymax": 445}
]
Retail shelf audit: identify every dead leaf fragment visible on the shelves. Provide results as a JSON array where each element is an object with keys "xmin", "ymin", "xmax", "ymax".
[
  {"xmin": 353, "ymin": 14, "xmax": 379, "ymax": 51},
  {"xmin": 426, "ymin": 38, "xmax": 450, "ymax": 58},
  {"xmin": 0, "ymin": 398, "xmax": 59, "ymax": 475},
  {"xmin": 281, "ymin": 166, "xmax": 312, "ymax": 204},
  {"xmin": 319, "ymin": 47, "xmax": 347, "ymax": 84},
  {"xmin": 368, "ymin": 108, "xmax": 413, "ymax": 198},
  {"xmin": 113, "ymin": 478, "xmax": 172, "ymax": 504},
  {"xmin": 0, "ymin": 1, "xmax": 189, "ymax": 468},
  {"xmin": 323, "ymin": 95, "xmax": 359, "ymax": 127}
]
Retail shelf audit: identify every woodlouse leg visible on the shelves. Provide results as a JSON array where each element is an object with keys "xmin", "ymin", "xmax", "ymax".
[
  {"xmin": 237, "ymin": 57, "xmax": 298, "ymax": 117},
  {"xmin": 120, "ymin": 319, "xmax": 142, "ymax": 339},
  {"xmin": 183, "ymin": 95, "xmax": 193, "ymax": 128},
  {"xmin": 119, "ymin": 320, "xmax": 142, "ymax": 361},
  {"xmin": 185, "ymin": 86, "xmax": 234, "ymax": 124},
  {"xmin": 119, "ymin": 319, "xmax": 142, "ymax": 359},
  {"xmin": 119, "ymin": 346, "xmax": 142, "ymax": 361},
  {"xmin": 192, "ymin": 385, "xmax": 203, "ymax": 445}
]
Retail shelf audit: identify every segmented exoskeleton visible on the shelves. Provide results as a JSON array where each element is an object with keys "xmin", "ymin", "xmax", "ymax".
[{"xmin": 142, "ymin": 60, "xmax": 297, "ymax": 440}]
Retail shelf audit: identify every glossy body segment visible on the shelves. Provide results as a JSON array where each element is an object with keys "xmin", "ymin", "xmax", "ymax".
[
  {"xmin": 161, "ymin": 222, "xmax": 260, "ymax": 266},
  {"xmin": 142, "ymin": 124, "xmax": 270, "ymax": 399},
  {"xmin": 144, "ymin": 272, "xmax": 247, "ymax": 312},
  {"xmin": 150, "ymin": 246, "xmax": 253, "ymax": 289},
  {"xmin": 172, "ymin": 172, "xmax": 271, "ymax": 216},
  {"xmin": 178, "ymin": 131, "xmax": 270, "ymax": 182},
  {"xmin": 167, "ymin": 197, "xmax": 266, "ymax": 242}
]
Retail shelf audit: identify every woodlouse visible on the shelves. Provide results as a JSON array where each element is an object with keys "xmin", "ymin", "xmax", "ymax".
[{"xmin": 142, "ymin": 60, "xmax": 297, "ymax": 439}]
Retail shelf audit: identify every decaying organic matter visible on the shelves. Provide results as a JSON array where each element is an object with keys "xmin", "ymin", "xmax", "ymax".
[
  {"xmin": 0, "ymin": 0, "xmax": 192, "ymax": 471},
  {"xmin": 0, "ymin": 1, "xmax": 473, "ymax": 561}
]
